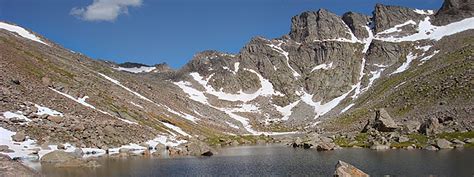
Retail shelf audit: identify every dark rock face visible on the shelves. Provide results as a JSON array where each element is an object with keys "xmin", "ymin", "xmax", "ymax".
[
  {"xmin": 118, "ymin": 62, "xmax": 150, "ymax": 68},
  {"xmin": 290, "ymin": 9, "xmax": 354, "ymax": 42},
  {"xmin": 342, "ymin": 12, "xmax": 371, "ymax": 40},
  {"xmin": 373, "ymin": 4, "xmax": 426, "ymax": 33},
  {"xmin": 435, "ymin": 0, "xmax": 474, "ymax": 25}
]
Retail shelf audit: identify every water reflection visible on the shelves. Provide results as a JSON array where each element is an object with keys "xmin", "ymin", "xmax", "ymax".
[{"xmin": 41, "ymin": 145, "xmax": 474, "ymax": 177}]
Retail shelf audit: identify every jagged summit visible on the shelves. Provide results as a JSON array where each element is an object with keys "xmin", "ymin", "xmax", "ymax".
[
  {"xmin": 435, "ymin": 0, "xmax": 474, "ymax": 25},
  {"xmin": 0, "ymin": 0, "xmax": 473, "ymax": 162}
]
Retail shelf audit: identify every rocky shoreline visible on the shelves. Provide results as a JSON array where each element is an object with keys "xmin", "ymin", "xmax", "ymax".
[{"xmin": 288, "ymin": 109, "xmax": 474, "ymax": 151}]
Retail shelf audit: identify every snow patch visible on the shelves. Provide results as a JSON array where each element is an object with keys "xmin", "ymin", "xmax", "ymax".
[
  {"xmin": 392, "ymin": 52, "xmax": 418, "ymax": 74},
  {"xmin": 311, "ymin": 62, "xmax": 333, "ymax": 72},
  {"xmin": 301, "ymin": 86, "xmax": 355, "ymax": 118},
  {"xmin": 115, "ymin": 66, "xmax": 156, "ymax": 73},
  {"xmin": 274, "ymin": 100, "xmax": 300, "ymax": 121},
  {"xmin": 340, "ymin": 103, "xmax": 355, "ymax": 113},
  {"xmin": 50, "ymin": 88, "xmax": 137, "ymax": 124},
  {"xmin": 34, "ymin": 104, "xmax": 63, "ymax": 117},
  {"xmin": 2, "ymin": 111, "xmax": 31, "ymax": 123},
  {"xmin": 98, "ymin": 73, "xmax": 154, "ymax": 103},
  {"xmin": 130, "ymin": 101, "xmax": 144, "ymax": 109},
  {"xmin": 376, "ymin": 17, "xmax": 474, "ymax": 42},
  {"xmin": 413, "ymin": 9, "xmax": 434, "ymax": 15},
  {"xmin": 267, "ymin": 41, "xmax": 300, "ymax": 77},
  {"xmin": 0, "ymin": 22, "xmax": 49, "ymax": 46},
  {"xmin": 162, "ymin": 122, "xmax": 190, "ymax": 137},
  {"xmin": 188, "ymin": 70, "xmax": 282, "ymax": 102}
]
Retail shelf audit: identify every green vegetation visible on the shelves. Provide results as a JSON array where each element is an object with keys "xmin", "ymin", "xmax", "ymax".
[
  {"xmin": 437, "ymin": 131, "xmax": 474, "ymax": 141},
  {"xmin": 206, "ymin": 134, "xmax": 272, "ymax": 147}
]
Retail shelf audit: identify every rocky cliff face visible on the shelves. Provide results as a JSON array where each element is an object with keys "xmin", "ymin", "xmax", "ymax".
[{"xmin": 0, "ymin": 0, "xmax": 473, "ymax": 159}]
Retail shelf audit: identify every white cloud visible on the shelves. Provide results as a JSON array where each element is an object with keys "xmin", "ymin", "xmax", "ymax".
[{"xmin": 70, "ymin": 0, "xmax": 142, "ymax": 22}]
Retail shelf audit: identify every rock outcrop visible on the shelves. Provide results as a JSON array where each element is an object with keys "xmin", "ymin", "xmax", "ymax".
[
  {"xmin": 435, "ymin": 0, "xmax": 474, "ymax": 25},
  {"xmin": 334, "ymin": 160, "xmax": 369, "ymax": 177},
  {"xmin": 290, "ymin": 9, "xmax": 354, "ymax": 42}
]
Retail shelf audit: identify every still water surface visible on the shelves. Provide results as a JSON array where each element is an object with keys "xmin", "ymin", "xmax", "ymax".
[{"xmin": 41, "ymin": 145, "xmax": 474, "ymax": 176}]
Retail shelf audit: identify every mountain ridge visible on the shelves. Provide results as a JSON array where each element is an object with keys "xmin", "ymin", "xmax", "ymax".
[{"xmin": 0, "ymin": 0, "xmax": 472, "ymax": 162}]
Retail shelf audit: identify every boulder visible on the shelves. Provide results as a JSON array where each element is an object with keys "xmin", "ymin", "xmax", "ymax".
[
  {"xmin": 57, "ymin": 144, "xmax": 66, "ymax": 150},
  {"xmin": 424, "ymin": 145, "xmax": 439, "ymax": 151},
  {"xmin": 185, "ymin": 140, "xmax": 214, "ymax": 156},
  {"xmin": 72, "ymin": 148, "xmax": 84, "ymax": 158},
  {"xmin": 465, "ymin": 138, "xmax": 474, "ymax": 144},
  {"xmin": 40, "ymin": 150, "xmax": 78, "ymax": 164},
  {"xmin": 11, "ymin": 132, "xmax": 26, "ymax": 142},
  {"xmin": 400, "ymin": 121, "xmax": 421, "ymax": 134},
  {"xmin": 316, "ymin": 142, "xmax": 336, "ymax": 151},
  {"xmin": 420, "ymin": 118, "xmax": 442, "ymax": 136},
  {"xmin": 397, "ymin": 136, "xmax": 409, "ymax": 143},
  {"xmin": 370, "ymin": 143, "xmax": 390, "ymax": 150},
  {"xmin": 0, "ymin": 154, "xmax": 41, "ymax": 177},
  {"xmin": 373, "ymin": 109, "xmax": 398, "ymax": 132},
  {"xmin": 334, "ymin": 160, "xmax": 369, "ymax": 177},
  {"xmin": 0, "ymin": 145, "xmax": 13, "ymax": 153},
  {"xmin": 435, "ymin": 139, "xmax": 453, "ymax": 149},
  {"xmin": 47, "ymin": 115, "xmax": 63, "ymax": 124}
]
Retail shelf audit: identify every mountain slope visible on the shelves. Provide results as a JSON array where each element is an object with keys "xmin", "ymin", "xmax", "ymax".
[{"xmin": 0, "ymin": 0, "xmax": 473, "ymax": 160}]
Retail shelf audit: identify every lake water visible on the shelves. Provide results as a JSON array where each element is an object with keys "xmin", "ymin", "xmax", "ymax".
[{"xmin": 40, "ymin": 145, "xmax": 474, "ymax": 176}]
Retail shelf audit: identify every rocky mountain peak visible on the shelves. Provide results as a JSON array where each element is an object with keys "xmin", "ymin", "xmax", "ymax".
[
  {"xmin": 289, "ymin": 9, "xmax": 353, "ymax": 42},
  {"xmin": 435, "ymin": 0, "xmax": 474, "ymax": 25},
  {"xmin": 373, "ymin": 3, "xmax": 427, "ymax": 33},
  {"xmin": 342, "ymin": 12, "xmax": 371, "ymax": 40}
]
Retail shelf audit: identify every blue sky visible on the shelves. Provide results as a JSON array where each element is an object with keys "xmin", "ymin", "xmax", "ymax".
[{"xmin": 0, "ymin": 0, "xmax": 442, "ymax": 68}]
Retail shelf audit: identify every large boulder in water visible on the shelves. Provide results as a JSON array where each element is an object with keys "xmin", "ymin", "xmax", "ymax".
[
  {"xmin": 334, "ymin": 160, "xmax": 369, "ymax": 177},
  {"xmin": 40, "ymin": 150, "xmax": 78, "ymax": 164},
  {"xmin": 185, "ymin": 140, "xmax": 215, "ymax": 156}
]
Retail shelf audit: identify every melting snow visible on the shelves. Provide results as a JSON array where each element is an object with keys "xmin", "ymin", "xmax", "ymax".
[
  {"xmin": 50, "ymin": 88, "xmax": 96, "ymax": 110},
  {"xmin": 115, "ymin": 66, "xmax": 156, "ymax": 73},
  {"xmin": 226, "ymin": 122, "xmax": 240, "ymax": 129},
  {"xmin": 392, "ymin": 52, "xmax": 418, "ymax": 74},
  {"xmin": 301, "ymin": 86, "xmax": 355, "ymax": 118},
  {"xmin": 174, "ymin": 81, "xmax": 208, "ymax": 104},
  {"xmin": 98, "ymin": 73, "xmax": 154, "ymax": 103},
  {"xmin": 413, "ymin": 9, "xmax": 434, "ymax": 15},
  {"xmin": 50, "ymin": 88, "xmax": 137, "ymax": 124},
  {"xmin": 164, "ymin": 105, "xmax": 200, "ymax": 123},
  {"xmin": 34, "ymin": 104, "xmax": 63, "ymax": 117},
  {"xmin": 130, "ymin": 101, "xmax": 144, "ymax": 109},
  {"xmin": 365, "ymin": 69, "xmax": 385, "ymax": 90},
  {"xmin": 162, "ymin": 122, "xmax": 190, "ymax": 137},
  {"xmin": 376, "ymin": 17, "xmax": 474, "ymax": 42},
  {"xmin": 311, "ymin": 62, "xmax": 333, "ymax": 72},
  {"xmin": 188, "ymin": 70, "xmax": 282, "ymax": 102},
  {"xmin": 234, "ymin": 62, "xmax": 240, "ymax": 73},
  {"xmin": 340, "ymin": 103, "xmax": 355, "ymax": 113},
  {"xmin": 419, "ymin": 50, "xmax": 440, "ymax": 65},
  {"xmin": 274, "ymin": 101, "xmax": 300, "ymax": 121},
  {"xmin": 352, "ymin": 25, "xmax": 374, "ymax": 99},
  {"xmin": 267, "ymin": 41, "xmax": 300, "ymax": 77},
  {"xmin": 2, "ymin": 111, "xmax": 31, "ymax": 123},
  {"xmin": 0, "ymin": 22, "xmax": 49, "ymax": 46}
]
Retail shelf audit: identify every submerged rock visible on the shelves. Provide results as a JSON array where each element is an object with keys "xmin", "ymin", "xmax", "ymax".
[{"xmin": 334, "ymin": 160, "xmax": 369, "ymax": 177}]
